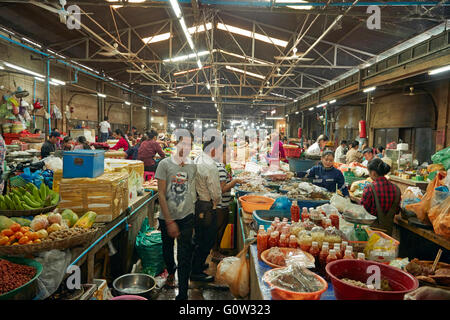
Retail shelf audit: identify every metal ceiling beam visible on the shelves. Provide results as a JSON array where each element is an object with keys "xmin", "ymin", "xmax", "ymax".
[{"xmin": 138, "ymin": 82, "xmax": 315, "ymax": 90}]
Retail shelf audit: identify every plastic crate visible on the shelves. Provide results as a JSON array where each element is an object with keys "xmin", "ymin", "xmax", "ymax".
[
  {"xmin": 284, "ymin": 147, "xmax": 302, "ymax": 158},
  {"xmin": 63, "ymin": 150, "xmax": 105, "ymax": 178},
  {"xmin": 288, "ymin": 158, "xmax": 318, "ymax": 173}
]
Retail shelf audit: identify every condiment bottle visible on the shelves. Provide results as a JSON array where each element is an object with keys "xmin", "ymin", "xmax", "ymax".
[
  {"xmin": 301, "ymin": 207, "xmax": 309, "ymax": 221},
  {"xmin": 322, "ymin": 218, "xmax": 332, "ymax": 229},
  {"xmin": 329, "ymin": 213, "xmax": 340, "ymax": 229},
  {"xmin": 273, "ymin": 231, "xmax": 280, "ymax": 246},
  {"xmin": 333, "ymin": 243, "xmax": 342, "ymax": 259},
  {"xmin": 340, "ymin": 241, "xmax": 348, "ymax": 257},
  {"xmin": 343, "ymin": 249, "xmax": 354, "ymax": 259},
  {"xmin": 274, "ymin": 217, "xmax": 280, "ymax": 223},
  {"xmin": 282, "ymin": 217, "xmax": 289, "ymax": 223},
  {"xmin": 299, "ymin": 233, "xmax": 312, "ymax": 252},
  {"xmin": 357, "ymin": 252, "xmax": 366, "ymax": 260},
  {"xmin": 326, "ymin": 249, "xmax": 338, "ymax": 265},
  {"xmin": 288, "ymin": 235, "xmax": 298, "ymax": 248},
  {"xmin": 319, "ymin": 242, "xmax": 330, "ymax": 267},
  {"xmin": 291, "ymin": 201, "xmax": 300, "ymax": 223},
  {"xmin": 309, "ymin": 241, "xmax": 320, "ymax": 261},
  {"xmin": 268, "ymin": 232, "xmax": 278, "ymax": 248},
  {"xmin": 258, "ymin": 225, "xmax": 265, "ymax": 234},
  {"xmin": 281, "ymin": 225, "xmax": 290, "ymax": 237},
  {"xmin": 267, "ymin": 226, "xmax": 274, "ymax": 235},
  {"xmin": 257, "ymin": 228, "xmax": 269, "ymax": 260},
  {"xmin": 279, "ymin": 234, "xmax": 288, "ymax": 247},
  {"xmin": 346, "ymin": 246, "xmax": 356, "ymax": 258}
]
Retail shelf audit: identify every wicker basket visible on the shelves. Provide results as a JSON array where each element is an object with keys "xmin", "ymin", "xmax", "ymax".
[
  {"xmin": 0, "ymin": 203, "xmax": 59, "ymax": 217},
  {"xmin": 0, "ymin": 228, "xmax": 98, "ymax": 256}
]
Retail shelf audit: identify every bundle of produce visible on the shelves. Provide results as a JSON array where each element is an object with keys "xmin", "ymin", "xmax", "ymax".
[{"xmin": 0, "ymin": 183, "xmax": 59, "ymax": 213}]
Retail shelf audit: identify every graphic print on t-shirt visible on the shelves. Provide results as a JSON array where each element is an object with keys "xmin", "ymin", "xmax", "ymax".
[{"xmin": 167, "ymin": 172, "xmax": 189, "ymax": 207}]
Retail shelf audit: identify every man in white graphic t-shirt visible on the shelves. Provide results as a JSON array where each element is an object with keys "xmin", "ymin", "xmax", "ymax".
[{"xmin": 98, "ymin": 116, "xmax": 111, "ymax": 142}]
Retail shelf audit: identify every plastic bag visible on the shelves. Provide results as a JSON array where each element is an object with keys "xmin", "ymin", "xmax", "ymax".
[
  {"xmin": 330, "ymin": 194, "xmax": 352, "ymax": 212},
  {"xmin": 428, "ymin": 196, "xmax": 450, "ymax": 239},
  {"xmin": 44, "ymin": 156, "xmax": 63, "ymax": 171},
  {"xmin": 445, "ymin": 170, "xmax": 450, "ymax": 189},
  {"xmin": 402, "ymin": 187, "xmax": 423, "ymax": 200},
  {"xmin": 405, "ymin": 173, "xmax": 446, "ymax": 223},
  {"xmin": 34, "ymin": 249, "xmax": 72, "ymax": 300},
  {"xmin": 52, "ymin": 104, "xmax": 63, "ymax": 119},
  {"xmin": 353, "ymin": 166, "xmax": 369, "ymax": 177},
  {"xmin": 431, "ymin": 147, "xmax": 450, "ymax": 170},
  {"xmin": 20, "ymin": 168, "xmax": 43, "ymax": 188},
  {"xmin": 316, "ymin": 203, "xmax": 339, "ymax": 217},
  {"xmin": 216, "ymin": 243, "xmax": 250, "ymax": 298},
  {"xmin": 264, "ymin": 262, "xmax": 324, "ymax": 293},
  {"xmin": 135, "ymin": 218, "xmax": 166, "ymax": 277},
  {"xmin": 364, "ymin": 233, "xmax": 397, "ymax": 263}
]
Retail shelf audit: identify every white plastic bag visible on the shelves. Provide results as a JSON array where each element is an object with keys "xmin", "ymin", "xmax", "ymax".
[
  {"xmin": 44, "ymin": 156, "xmax": 63, "ymax": 171},
  {"xmin": 445, "ymin": 170, "xmax": 450, "ymax": 189},
  {"xmin": 216, "ymin": 244, "xmax": 250, "ymax": 298},
  {"xmin": 316, "ymin": 203, "xmax": 339, "ymax": 217},
  {"xmin": 330, "ymin": 194, "xmax": 352, "ymax": 212}
]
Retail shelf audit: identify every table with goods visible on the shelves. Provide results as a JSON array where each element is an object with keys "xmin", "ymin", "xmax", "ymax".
[
  {"xmin": 0, "ymin": 148, "xmax": 160, "ymax": 300},
  {"xmin": 228, "ymin": 161, "xmax": 449, "ymax": 300}
]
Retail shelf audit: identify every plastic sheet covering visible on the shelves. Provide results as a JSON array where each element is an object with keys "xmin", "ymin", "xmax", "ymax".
[
  {"xmin": 285, "ymin": 251, "xmax": 315, "ymax": 269},
  {"xmin": 265, "ymin": 263, "xmax": 323, "ymax": 293}
]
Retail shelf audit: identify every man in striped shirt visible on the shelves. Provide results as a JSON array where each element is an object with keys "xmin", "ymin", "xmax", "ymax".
[{"xmin": 211, "ymin": 144, "xmax": 243, "ymax": 262}]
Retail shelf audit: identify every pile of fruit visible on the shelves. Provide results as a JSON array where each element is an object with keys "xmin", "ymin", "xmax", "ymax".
[
  {"xmin": 0, "ymin": 209, "xmax": 97, "ymax": 247},
  {"xmin": 0, "ymin": 183, "xmax": 59, "ymax": 211}
]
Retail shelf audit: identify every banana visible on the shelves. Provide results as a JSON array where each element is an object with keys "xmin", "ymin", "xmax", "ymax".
[
  {"xmin": 0, "ymin": 201, "xmax": 7, "ymax": 210},
  {"xmin": 32, "ymin": 187, "xmax": 41, "ymax": 202},
  {"xmin": 4, "ymin": 195, "xmax": 15, "ymax": 210},
  {"xmin": 23, "ymin": 194, "xmax": 41, "ymax": 208},
  {"xmin": 12, "ymin": 194, "xmax": 24, "ymax": 210},
  {"xmin": 22, "ymin": 203, "xmax": 35, "ymax": 210},
  {"xmin": 39, "ymin": 184, "xmax": 46, "ymax": 201},
  {"xmin": 50, "ymin": 193, "xmax": 59, "ymax": 206}
]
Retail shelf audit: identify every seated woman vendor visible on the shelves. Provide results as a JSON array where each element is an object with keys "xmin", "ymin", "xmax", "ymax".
[
  {"xmin": 296, "ymin": 150, "xmax": 349, "ymax": 197},
  {"xmin": 361, "ymin": 158, "xmax": 401, "ymax": 236}
]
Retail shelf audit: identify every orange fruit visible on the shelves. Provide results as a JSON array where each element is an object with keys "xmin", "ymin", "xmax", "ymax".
[
  {"xmin": 1, "ymin": 229, "xmax": 13, "ymax": 237},
  {"xmin": 25, "ymin": 241, "xmax": 33, "ymax": 245},
  {"xmin": 18, "ymin": 236, "xmax": 29, "ymax": 245},
  {"xmin": 10, "ymin": 223, "xmax": 21, "ymax": 233},
  {"xmin": 0, "ymin": 236, "xmax": 8, "ymax": 246},
  {"xmin": 20, "ymin": 227, "xmax": 30, "ymax": 233},
  {"xmin": 9, "ymin": 235, "xmax": 16, "ymax": 242},
  {"xmin": 33, "ymin": 239, "xmax": 41, "ymax": 244},
  {"xmin": 12, "ymin": 242, "xmax": 19, "ymax": 246},
  {"xmin": 14, "ymin": 232, "xmax": 24, "ymax": 239}
]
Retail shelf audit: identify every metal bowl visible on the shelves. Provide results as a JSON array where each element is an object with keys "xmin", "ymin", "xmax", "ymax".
[
  {"xmin": 342, "ymin": 212, "xmax": 377, "ymax": 225},
  {"xmin": 112, "ymin": 273, "xmax": 156, "ymax": 299}
]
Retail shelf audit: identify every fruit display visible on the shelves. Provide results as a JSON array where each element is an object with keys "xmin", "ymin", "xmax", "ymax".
[
  {"xmin": 0, "ymin": 183, "xmax": 59, "ymax": 211},
  {"xmin": 0, "ymin": 210, "xmax": 97, "ymax": 247},
  {"xmin": 0, "ymin": 259, "xmax": 37, "ymax": 295}
]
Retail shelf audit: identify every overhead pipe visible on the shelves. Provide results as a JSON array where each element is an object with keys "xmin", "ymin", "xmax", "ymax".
[{"xmin": 0, "ymin": 33, "xmax": 152, "ymax": 103}]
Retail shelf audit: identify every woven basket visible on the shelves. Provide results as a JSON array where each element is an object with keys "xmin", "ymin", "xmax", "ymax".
[
  {"xmin": 0, "ymin": 228, "xmax": 98, "ymax": 256},
  {"xmin": 0, "ymin": 203, "xmax": 59, "ymax": 217}
]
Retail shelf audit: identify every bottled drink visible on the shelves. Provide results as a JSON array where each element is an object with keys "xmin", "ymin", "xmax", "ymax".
[
  {"xmin": 329, "ymin": 213, "xmax": 340, "ymax": 229},
  {"xmin": 309, "ymin": 241, "xmax": 320, "ymax": 261},
  {"xmin": 281, "ymin": 225, "xmax": 290, "ymax": 237},
  {"xmin": 273, "ymin": 231, "xmax": 280, "ymax": 246},
  {"xmin": 274, "ymin": 217, "xmax": 280, "ymax": 223},
  {"xmin": 357, "ymin": 252, "xmax": 366, "ymax": 260},
  {"xmin": 279, "ymin": 234, "xmax": 289, "ymax": 247},
  {"xmin": 322, "ymin": 218, "xmax": 332, "ymax": 229},
  {"xmin": 257, "ymin": 228, "xmax": 269, "ymax": 260},
  {"xmin": 326, "ymin": 249, "xmax": 338, "ymax": 265},
  {"xmin": 291, "ymin": 201, "xmax": 300, "ymax": 222},
  {"xmin": 298, "ymin": 232, "xmax": 312, "ymax": 252},
  {"xmin": 343, "ymin": 249, "xmax": 354, "ymax": 259},
  {"xmin": 319, "ymin": 242, "xmax": 330, "ymax": 267},
  {"xmin": 267, "ymin": 226, "xmax": 274, "ymax": 235},
  {"xmin": 340, "ymin": 241, "xmax": 348, "ymax": 257},
  {"xmin": 333, "ymin": 243, "xmax": 342, "ymax": 259},
  {"xmin": 268, "ymin": 232, "xmax": 278, "ymax": 248},
  {"xmin": 288, "ymin": 235, "xmax": 298, "ymax": 248},
  {"xmin": 282, "ymin": 217, "xmax": 289, "ymax": 223},
  {"xmin": 258, "ymin": 225, "xmax": 265, "ymax": 234},
  {"xmin": 346, "ymin": 246, "xmax": 356, "ymax": 258},
  {"xmin": 301, "ymin": 207, "xmax": 309, "ymax": 221}
]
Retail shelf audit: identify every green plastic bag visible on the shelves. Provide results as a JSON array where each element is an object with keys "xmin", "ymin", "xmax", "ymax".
[
  {"xmin": 135, "ymin": 217, "xmax": 166, "ymax": 277},
  {"xmin": 431, "ymin": 147, "xmax": 450, "ymax": 170}
]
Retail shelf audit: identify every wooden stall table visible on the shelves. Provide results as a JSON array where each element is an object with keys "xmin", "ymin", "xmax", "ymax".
[
  {"xmin": 394, "ymin": 215, "xmax": 450, "ymax": 263},
  {"xmin": 389, "ymin": 175, "xmax": 429, "ymax": 194},
  {"xmin": 69, "ymin": 191, "xmax": 158, "ymax": 283}
]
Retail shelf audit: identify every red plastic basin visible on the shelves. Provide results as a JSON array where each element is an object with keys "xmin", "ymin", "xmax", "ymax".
[{"xmin": 326, "ymin": 259, "xmax": 418, "ymax": 300}]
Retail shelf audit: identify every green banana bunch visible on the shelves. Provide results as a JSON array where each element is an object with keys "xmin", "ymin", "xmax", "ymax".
[{"xmin": 0, "ymin": 183, "xmax": 59, "ymax": 211}]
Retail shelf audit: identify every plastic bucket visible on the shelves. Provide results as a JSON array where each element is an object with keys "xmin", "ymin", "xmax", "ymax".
[
  {"xmin": 111, "ymin": 295, "xmax": 148, "ymax": 300},
  {"xmin": 288, "ymin": 158, "xmax": 317, "ymax": 173}
]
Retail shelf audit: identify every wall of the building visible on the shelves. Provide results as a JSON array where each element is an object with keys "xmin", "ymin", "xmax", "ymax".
[{"xmin": 0, "ymin": 41, "xmax": 167, "ymax": 137}]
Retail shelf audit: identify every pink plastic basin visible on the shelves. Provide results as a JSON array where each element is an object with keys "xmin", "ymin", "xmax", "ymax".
[
  {"xmin": 111, "ymin": 295, "xmax": 148, "ymax": 300},
  {"xmin": 326, "ymin": 259, "xmax": 419, "ymax": 300}
]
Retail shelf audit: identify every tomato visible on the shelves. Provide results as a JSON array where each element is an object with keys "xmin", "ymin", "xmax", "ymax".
[
  {"xmin": 33, "ymin": 239, "xmax": 41, "ymax": 244},
  {"xmin": 1, "ymin": 229, "xmax": 13, "ymax": 237},
  {"xmin": 10, "ymin": 223, "xmax": 21, "ymax": 233},
  {"xmin": 18, "ymin": 236, "xmax": 29, "ymax": 244},
  {"xmin": 28, "ymin": 232, "xmax": 38, "ymax": 241},
  {"xmin": 14, "ymin": 232, "xmax": 24, "ymax": 239},
  {"xmin": 24, "ymin": 231, "xmax": 33, "ymax": 238},
  {"xmin": 9, "ymin": 235, "xmax": 16, "ymax": 242},
  {"xmin": 20, "ymin": 227, "xmax": 30, "ymax": 233},
  {"xmin": 0, "ymin": 236, "xmax": 8, "ymax": 245}
]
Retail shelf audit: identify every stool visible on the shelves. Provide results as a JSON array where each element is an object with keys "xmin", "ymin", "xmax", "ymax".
[{"xmin": 144, "ymin": 171, "xmax": 155, "ymax": 181}]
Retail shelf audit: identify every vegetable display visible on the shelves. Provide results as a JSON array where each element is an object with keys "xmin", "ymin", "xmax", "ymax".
[
  {"xmin": 0, "ymin": 259, "xmax": 36, "ymax": 295},
  {"xmin": 0, "ymin": 183, "xmax": 59, "ymax": 211}
]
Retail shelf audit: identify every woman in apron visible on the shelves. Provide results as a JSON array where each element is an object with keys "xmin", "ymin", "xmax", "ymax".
[{"xmin": 361, "ymin": 158, "xmax": 401, "ymax": 235}]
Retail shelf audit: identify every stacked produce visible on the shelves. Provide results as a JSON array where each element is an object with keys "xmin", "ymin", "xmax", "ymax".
[
  {"xmin": 0, "ymin": 259, "xmax": 36, "ymax": 295},
  {"xmin": 0, "ymin": 183, "xmax": 59, "ymax": 211},
  {"xmin": 282, "ymin": 182, "xmax": 331, "ymax": 200},
  {"xmin": 0, "ymin": 210, "xmax": 96, "ymax": 247}
]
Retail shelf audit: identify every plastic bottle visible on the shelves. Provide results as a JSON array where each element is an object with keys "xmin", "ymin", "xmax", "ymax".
[
  {"xmin": 274, "ymin": 217, "xmax": 280, "ymax": 223},
  {"xmin": 343, "ymin": 249, "xmax": 354, "ymax": 259},
  {"xmin": 333, "ymin": 243, "xmax": 342, "ymax": 259},
  {"xmin": 273, "ymin": 231, "xmax": 280, "ymax": 246},
  {"xmin": 301, "ymin": 207, "xmax": 309, "ymax": 221},
  {"xmin": 258, "ymin": 225, "xmax": 265, "ymax": 234},
  {"xmin": 319, "ymin": 242, "xmax": 330, "ymax": 267},
  {"xmin": 309, "ymin": 241, "xmax": 320, "ymax": 261},
  {"xmin": 267, "ymin": 226, "xmax": 274, "ymax": 235},
  {"xmin": 357, "ymin": 252, "xmax": 366, "ymax": 260},
  {"xmin": 346, "ymin": 246, "xmax": 356, "ymax": 258},
  {"xmin": 298, "ymin": 232, "xmax": 312, "ymax": 252},
  {"xmin": 288, "ymin": 235, "xmax": 298, "ymax": 248},
  {"xmin": 281, "ymin": 225, "xmax": 290, "ymax": 237},
  {"xmin": 282, "ymin": 217, "xmax": 289, "ymax": 223},
  {"xmin": 340, "ymin": 241, "xmax": 348, "ymax": 257},
  {"xmin": 329, "ymin": 213, "xmax": 340, "ymax": 229},
  {"xmin": 326, "ymin": 249, "xmax": 338, "ymax": 265},
  {"xmin": 257, "ymin": 228, "xmax": 269, "ymax": 260},
  {"xmin": 291, "ymin": 201, "xmax": 300, "ymax": 222},
  {"xmin": 279, "ymin": 234, "xmax": 288, "ymax": 247},
  {"xmin": 268, "ymin": 232, "xmax": 278, "ymax": 248},
  {"xmin": 322, "ymin": 218, "xmax": 332, "ymax": 229}
]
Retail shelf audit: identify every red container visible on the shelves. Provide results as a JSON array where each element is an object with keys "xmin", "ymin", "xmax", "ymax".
[{"xmin": 326, "ymin": 259, "xmax": 418, "ymax": 300}]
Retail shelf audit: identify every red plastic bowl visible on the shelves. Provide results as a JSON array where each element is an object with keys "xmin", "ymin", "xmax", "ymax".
[{"xmin": 326, "ymin": 259, "xmax": 418, "ymax": 300}]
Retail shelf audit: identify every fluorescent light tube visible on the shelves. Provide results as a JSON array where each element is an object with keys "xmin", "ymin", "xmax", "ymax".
[
  {"xmin": 4, "ymin": 62, "xmax": 44, "ymax": 78},
  {"xmin": 363, "ymin": 86, "xmax": 376, "ymax": 93},
  {"xmin": 169, "ymin": 0, "xmax": 182, "ymax": 18},
  {"xmin": 97, "ymin": 93, "xmax": 106, "ymax": 98},
  {"xmin": 329, "ymin": 99, "xmax": 336, "ymax": 104},
  {"xmin": 125, "ymin": 102, "xmax": 131, "ymax": 105},
  {"xmin": 142, "ymin": 32, "xmax": 171, "ymax": 44},
  {"xmin": 197, "ymin": 59, "xmax": 202, "ymax": 69},
  {"xmin": 225, "ymin": 65, "xmax": 265, "ymax": 80},
  {"xmin": 51, "ymin": 78, "xmax": 65, "ymax": 85},
  {"xmin": 308, "ymin": 107, "xmax": 314, "ymax": 111},
  {"xmin": 217, "ymin": 23, "xmax": 288, "ymax": 47},
  {"xmin": 266, "ymin": 117, "xmax": 284, "ymax": 120},
  {"xmin": 429, "ymin": 65, "xmax": 450, "ymax": 75},
  {"xmin": 21, "ymin": 37, "xmax": 41, "ymax": 48}
]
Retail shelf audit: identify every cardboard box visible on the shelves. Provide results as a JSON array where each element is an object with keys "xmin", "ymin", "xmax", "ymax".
[{"xmin": 59, "ymin": 172, "xmax": 129, "ymax": 222}]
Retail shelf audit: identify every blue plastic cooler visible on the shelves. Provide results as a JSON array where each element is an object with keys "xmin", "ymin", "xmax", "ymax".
[{"xmin": 63, "ymin": 150, "xmax": 105, "ymax": 178}]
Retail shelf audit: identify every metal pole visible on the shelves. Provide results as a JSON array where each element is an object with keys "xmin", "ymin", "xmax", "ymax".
[
  {"xmin": 46, "ymin": 59, "xmax": 51, "ymax": 134},
  {"xmin": 324, "ymin": 107, "xmax": 328, "ymax": 137},
  {"xmin": 301, "ymin": 112, "xmax": 304, "ymax": 148},
  {"xmin": 366, "ymin": 92, "xmax": 371, "ymax": 141},
  {"xmin": 33, "ymin": 79, "xmax": 36, "ymax": 129}
]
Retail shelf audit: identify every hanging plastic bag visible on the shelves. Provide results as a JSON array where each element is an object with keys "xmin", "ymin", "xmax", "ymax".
[
  {"xmin": 428, "ymin": 196, "xmax": 450, "ymax": 239},
  {"xmin": 431, "ymin": 147, "xmax": 450, "ymax": 170},
  {"xmin": 405, "ymin": 172, "xmax": 446, "ymax": 223},
  {"xmin": 216, "ymin": 243, "xmax": 251, "ymax": 298},
  {"xmin": 135, "ymin": 217, "xmax": 166, "ymax": 277},
  {"xmin": 20, "ymin": 168, "xmax": 43, "ymax": 188},
  {"xmin": 53, "ymin": 104, "xmax": 63, "ymax": 119}
]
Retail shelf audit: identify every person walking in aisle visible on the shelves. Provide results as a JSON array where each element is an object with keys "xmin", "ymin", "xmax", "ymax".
[
  {"xmin": 138, "ymin": 130, "xmax": 166, "ymax": 171},
  {"xmin": 191, "ymin": 136, "xmax": 222, "ymax": 282},
  {"xmin": 156, "ymin": 132, "xmax": 197, "ymax": 300},
  {"xmin": 98, "ymin": 116, "xmax": 111, "ymax": 142}
]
